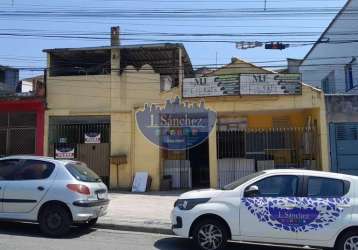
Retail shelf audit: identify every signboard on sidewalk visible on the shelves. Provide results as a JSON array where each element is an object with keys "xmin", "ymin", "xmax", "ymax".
[
  {"xmin": 183, "ymin": 73, "xmax": 302, "ymax": 97},
  {"xmin": 132, "ymin": 172, "xmax": 149, "ymax": 192}
]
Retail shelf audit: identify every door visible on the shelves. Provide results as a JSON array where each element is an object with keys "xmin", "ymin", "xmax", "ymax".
[
  {"xmin": 296, "ymin": 176, "xmax": 352, "ymax": 243},
  {"xmin": 330, "ymin": 123, "xmax": 358, "ymax": 175},
  {"xmin": 0, "ymin": 159, "xmax": 21, "ymax": 213},
  {"xmin": 189, "ymin": 139, "xmax": 209, "ymax": 188},
  {"xmin": 240, "ymin": 175, "xmax": 301, "ymax": 244},
  {"xmin": 3, "ymin": 159, "xmax": 56, "ymax": 213},
  {"xmin": 78, "ymin": 143, "xmax": 110, "ymax": 186}
]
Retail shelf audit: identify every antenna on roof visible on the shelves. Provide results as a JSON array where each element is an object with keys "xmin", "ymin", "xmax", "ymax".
[
  {"xmin": 264, "ymin": 0, "xmax": 267, "ymax": 10},
  {"xmin": 11, "ymin": 0, "xmax": 14, "ymax": 6}
]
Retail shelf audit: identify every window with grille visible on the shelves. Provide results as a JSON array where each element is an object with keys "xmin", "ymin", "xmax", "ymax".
[
  {"xmin": 0, "ymin": 112, "xmax": 37, "ymax": 156},
  {"xmin": 9, "ymin": 128, "xmax": 36, "ymax": 155}
]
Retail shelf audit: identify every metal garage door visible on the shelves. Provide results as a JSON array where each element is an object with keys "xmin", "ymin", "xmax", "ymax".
[
  {"xmin": 78, "ymin": 143, "xmax": 110, "ymax": 180},
  {"xmin": 48, "ymin": 116, "xmax": 110, "ymax": 186},
  {"xmin": 330, "ymin": 123, "xmax": 358, "ymax": 175}
]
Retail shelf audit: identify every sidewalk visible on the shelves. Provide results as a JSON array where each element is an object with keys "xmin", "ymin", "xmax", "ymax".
[{"xmin": 96, "ymin": 191, "xmax": 182, "ymax": 235}]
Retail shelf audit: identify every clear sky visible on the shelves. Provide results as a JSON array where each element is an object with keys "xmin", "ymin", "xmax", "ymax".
[{"xmin": 0, "ymin": 0, "xmax": 347, "ymax": 78}]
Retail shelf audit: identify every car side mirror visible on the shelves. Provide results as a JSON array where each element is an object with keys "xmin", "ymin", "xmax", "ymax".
[{"xmin": 244, "ymin": 185, "xmax": 259, "ymax": 197}]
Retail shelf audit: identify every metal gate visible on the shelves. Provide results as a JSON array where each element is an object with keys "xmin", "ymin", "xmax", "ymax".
[
  {"xmin": 48, "ymin": 116, "xmax": 110, "ymax": 185},
  {"xmin": 217, "ymin": 127, "xmax": 319, "ymax": 188},
  {"xmin": 330, "ymin": 123, "xmax": 358, "ymax": 175},
  {"xmin": 0, "ymin": 112, "xmax": 36, "ymax": 156},
  {"xmin": 161, "ymin": 150, "xmax": 192, "ymax": 190},
  {"xmin": 78, "ymin": 143, "xmax": 110, "ymax": 178}
]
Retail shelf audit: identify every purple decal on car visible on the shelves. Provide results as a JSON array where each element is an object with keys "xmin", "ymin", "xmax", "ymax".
[
  {"xmin": 243, "ymin": 197, "xmax": 350, "ymax": 232},
  {"xmin": 268, "ymin": 207, "xmax": 319, "ymax": 227}
]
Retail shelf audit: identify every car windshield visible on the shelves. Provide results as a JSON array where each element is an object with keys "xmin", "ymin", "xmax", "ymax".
[
  {"xmin": 65, "ymin": 161, "xmax": 101, "ymax": 182},
  {"xmin": 223, "ymin": 171, "xmax": 265, "ymax": 190}
]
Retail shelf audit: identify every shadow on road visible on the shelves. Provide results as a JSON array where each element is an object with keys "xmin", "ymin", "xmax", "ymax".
[
  {"xmin": 154, "ymin": 237, "xmax": 307, "ymax": 250},
  {"xmin": 0, "ymin": 221, "xmax": 96, "ymax": 239}
]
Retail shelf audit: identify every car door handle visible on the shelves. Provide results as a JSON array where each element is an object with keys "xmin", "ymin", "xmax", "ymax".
[{"xmin": 37, "ymin": 186, "xmax": 45, "ymax": 191}]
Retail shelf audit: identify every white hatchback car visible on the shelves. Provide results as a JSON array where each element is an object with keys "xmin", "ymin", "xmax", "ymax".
[
  {"xmin": 172, "ymin": 169, "xmax": 358, "ymax": 250},
  {"xmin": 0, "ymin": 155, "xmax": 109, "ymax": 236}
]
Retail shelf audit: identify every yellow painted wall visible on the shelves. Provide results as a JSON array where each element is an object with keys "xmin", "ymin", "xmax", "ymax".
[
  {"xmin": 47, "ymin": 65, "xmax": 162, "ymax": 113},
  {"xmin": 307, "ymin": 103, "xmax": 329, "ymax": 172},
  {"xmin": 110, "ymin": 112, "xmax": 133, "ymax": 189},
  {"xmin": 111, "ymin": 65, "xmax": 162, "ymax": 112},
  {"xmin": 247, "ymin": 112, "xmax": 306, "ymax": 129},
  {"xmin": 133, "ymin": 115, "xmax": 161, "ymax": 190},
  {"xmin": 46, "ymin": 74, "xmax": 111, "ymax": 112}
]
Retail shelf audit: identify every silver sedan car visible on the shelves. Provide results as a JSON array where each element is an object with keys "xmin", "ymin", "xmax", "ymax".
[{"xmin": 0, "ymin": 155, "xmax": 109, "ymax": 236}]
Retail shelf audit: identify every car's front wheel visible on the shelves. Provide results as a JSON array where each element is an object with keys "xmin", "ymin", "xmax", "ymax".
[
  {"xmin": 39, "ymin": 204, "xmax": 72, "ymax": 237},
  {"xmin": 192, "ymin": 218, "xmax": 228, "ymax": 250},
  {"xmin": 335, "ymin": 230, "xmax": 358, "ymax": 250}
]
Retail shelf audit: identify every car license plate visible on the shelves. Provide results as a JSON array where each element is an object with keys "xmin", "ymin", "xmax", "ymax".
[{"xmin": 97, "ymin": 192, "xmax": 106, "ymax": 200}]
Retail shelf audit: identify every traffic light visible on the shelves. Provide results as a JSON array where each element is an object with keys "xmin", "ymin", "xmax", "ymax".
[{"xmin": 265, "ymin": 42, "xmax": 289, "ymax": 50}]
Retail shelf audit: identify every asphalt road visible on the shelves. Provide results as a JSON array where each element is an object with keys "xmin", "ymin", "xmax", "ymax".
[{"xmin": 0, "ymin": 222, "xmax": 313, "ymax": 250}]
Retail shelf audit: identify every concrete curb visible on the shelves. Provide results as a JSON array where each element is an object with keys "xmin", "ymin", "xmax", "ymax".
[{"xmin": 95, "ymin": 223, "xmax": 174, "ymax": 235}]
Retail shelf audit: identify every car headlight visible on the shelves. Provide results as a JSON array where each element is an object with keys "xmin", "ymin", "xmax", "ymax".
[{"xmin": 174, "ymin": 198, "xmax": 210, "ymax": 210}]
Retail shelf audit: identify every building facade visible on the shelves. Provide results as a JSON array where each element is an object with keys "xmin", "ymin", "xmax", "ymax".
[
  {"xmin": 162, "ymin": 59, "xmax": 328, "ymax": 189},
  {"xmin": 44, "ymin": 27, "xmax": 193, "ymax": 187},
  {"xmin": 44, "ymin": 28, "xmax": 328, "ymax": 190},
  {"xmin": 299, "ymin": 0, "xmax": 358, "ymax": 94},
  {"xmin": 299, "ymin": 0, "xmax": 358, "ymax": 175}
]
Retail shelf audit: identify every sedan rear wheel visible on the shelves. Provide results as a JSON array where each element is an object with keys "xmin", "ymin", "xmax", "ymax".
[
  {"xmin": 39, "ymin": 204, "xmax": 72, "ymax": 237},
  {"xmin": 193, "ymin": 219, "xmax": 227, "ymax": 250}
]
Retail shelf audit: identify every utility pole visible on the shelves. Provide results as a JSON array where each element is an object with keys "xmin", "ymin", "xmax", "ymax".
[{"xmin": 264, "ymin": 0, "xmax": 267, "ymax": 10}]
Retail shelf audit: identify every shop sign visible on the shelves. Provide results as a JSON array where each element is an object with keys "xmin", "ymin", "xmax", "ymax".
[
  {"xmin": 55, "ymin": 145, "xmax": 76, "ymax": 159},
  {"xmin": 183, "ymin": 73, "xmax": 302, "ymax": 97},
  {"xmin": 84, "ymin": 133, "xmax": 101, "ymax": 144},
  {"xmin": 183, "ymin": 75, "xmax": 240, "ymax": 97},
  {"xmin": 136, "ymin": 97, "xmax": 217, "ymax": 150},
  {"xmin": 240, "ymin": 73, "xmax": 302, "ymax": 95}
]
